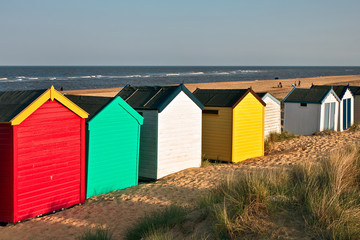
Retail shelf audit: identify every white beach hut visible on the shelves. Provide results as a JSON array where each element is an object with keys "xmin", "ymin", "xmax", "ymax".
[
  {"xmin": 256, "ymin": 92, "xmax": 281, "ymax": 139},
  {"xmin": 283, "ymin": 88, "xmax": 340, "ymax": 135},
  {"xmin": 117, "ymin": 84, "xmax": 204, "ymax": 180},
  {"xmin": 312, "ymin": 85, "xmax": 354, "ymax": 131},
  {"xmin": 349, "ymin": 86, "xmax": 360, "ymax": 124}
]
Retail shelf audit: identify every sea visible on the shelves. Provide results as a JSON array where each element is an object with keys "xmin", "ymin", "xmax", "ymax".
[{"xmin": 0, "ymin": 66, "xmax": 359, "ymax": 91}]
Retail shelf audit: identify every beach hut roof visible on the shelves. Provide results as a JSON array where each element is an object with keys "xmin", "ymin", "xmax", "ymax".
[
  {"xmin": 193, "ymin": 88, "xmax": 265, "ymax": 107},
  {"xmin": 65, "ymin": 95, "xmax": 113, "ymax": 121},
  {"xmin": 311, "ymin": 85, "xmax": 353, "ymax": 99},
  {"xmin": 0, "ymin": 86, "xmax": 88, "ymax": 125},
  {"xmin": 117, "ymin": 84, "xmax": 204, "ymax": 112},
  {"xmin": 283, "ymin": 88, "xmax": 340, "ymax": 103},
  {"xmin": 0, "ymin": 89, "xmax": 47, "ymax": 122},
  {"xmin": 349, "ymin": 86, "xmax": 360, "ymax": 96},
  {"xmin": 66, "ymin": 94, "xmax": 143, "ymax": 124},
  {"xmin": 256, "ymin": 92, "xmax": 281, "ymax": 105}
]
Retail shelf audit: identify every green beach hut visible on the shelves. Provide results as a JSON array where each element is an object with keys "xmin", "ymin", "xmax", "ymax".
[{"xmin": 66, "ymin": 95, "xmax": 143, "ymax": 198}]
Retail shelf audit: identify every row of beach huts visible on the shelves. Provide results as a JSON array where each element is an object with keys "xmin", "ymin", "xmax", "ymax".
[{"xmin": 0, "ymin": 84, "xmax": 358, "ymax": 223}]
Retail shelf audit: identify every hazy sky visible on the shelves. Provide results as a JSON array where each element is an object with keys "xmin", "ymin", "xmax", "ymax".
[{"xmin": 1, "ymin": 0, "xmax": 359, "ymax": 66}]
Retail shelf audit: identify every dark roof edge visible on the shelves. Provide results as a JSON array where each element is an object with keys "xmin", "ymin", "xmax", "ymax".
[
  {"xmin": 65, "ymin": 94, "xmax": 114, "ymax": 121},
  {"xmin": 103, "ymin": 96, "xmax": 144, "ymax": 125},
  {"xmin": 232, "ymin": 88, "xmax": 266, "ymax": 108},
  {"xmin": 158, "ymin": 84, "xmax": 204, "ymax": 112},
  {"xmin": 283, "ymin": 86, "xmax": 296, "ymax": 103},
  {"xmin": 320, "ymin": 89, "xmax": 341, "ymax": 103}
]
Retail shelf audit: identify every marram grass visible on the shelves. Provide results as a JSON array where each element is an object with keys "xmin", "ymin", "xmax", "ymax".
[{"xmin": 126, "ymin": 145, "xmax": 360, "ymax": 239}]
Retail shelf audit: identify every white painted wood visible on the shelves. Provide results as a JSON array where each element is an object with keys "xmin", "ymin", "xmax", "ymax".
[
  {"xmin": 137, "ymin": 110, "xmax": 158, "ymax": 179},
  {"xmin": 320, "ymin": 92, "xmax": 339, "ymax": 131},
  {"xmin": 338, "ymin": 89, "xmax": 354, "ymax": 131},
  {"xmin": 284, "ymin": 91, "xmax": 340, "ymax": 135},
  {"xmin": 157, "ymin": 91, "xmax": 202, "ymax": 179},
  {"xmin": 284, "ymin": 102, "xmax": 321, "ymax": 135},
  {"xmin": 262, "ymin": 95, "xmax": 281, "ymax": 139}
]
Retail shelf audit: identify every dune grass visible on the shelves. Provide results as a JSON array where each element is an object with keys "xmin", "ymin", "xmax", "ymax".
[
  {"xmin": 77, "ymin": 227, "xmax": 113, "ymax": 240},
  {"xmin": 126, "ymin": 145, "xmax": 360, "ymax": 239},
  {"xmin": 125, "ymin": 205, "xmax": 188, "ymax": 240},
  {"xmin": 265, "ymin": 131, "xmax": 299, "ymax": 153}
]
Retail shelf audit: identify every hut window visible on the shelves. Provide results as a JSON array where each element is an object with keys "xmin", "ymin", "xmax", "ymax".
[
  {"xmin": 203, "ymin": 109, "xmax": 219, "ymax": 115},
  {"xmin": 300, "ymin": 103, "xmax": 307, "ymax": 107}
]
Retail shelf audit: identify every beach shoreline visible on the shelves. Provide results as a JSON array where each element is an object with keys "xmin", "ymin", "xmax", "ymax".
[{"xmin": 64, "ymin": 74, "xmax": 360, "ymax": 99}]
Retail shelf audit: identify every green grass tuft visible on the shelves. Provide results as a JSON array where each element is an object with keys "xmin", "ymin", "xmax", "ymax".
[
  {"xmin": 77, "ymin": 227, "xmax": 113, "ymax": 240},
  {"xmin": 125, "ymin": 205, "xmax": 188, "ymax": 240},
  {"xmin": 265, "ymin": 131, "xmax": 299, "ymax": 153},
  {"xmin": 126, "ymin": 145, "xmax": 360, "ymax": 239}
]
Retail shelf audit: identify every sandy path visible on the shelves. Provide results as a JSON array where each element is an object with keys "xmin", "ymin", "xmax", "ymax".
[
  {"xmin": 1, "ymin": 129, "xmax": 360, "ymax": 240},
  {"xmin": 64, "ymin": 74, "xmax": 360, "ymax": 99}
]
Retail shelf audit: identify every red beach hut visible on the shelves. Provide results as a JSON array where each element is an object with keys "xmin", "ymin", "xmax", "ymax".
[{"xmin": 0, "ymin": 86, "xmax": 88, "ymax": 223}]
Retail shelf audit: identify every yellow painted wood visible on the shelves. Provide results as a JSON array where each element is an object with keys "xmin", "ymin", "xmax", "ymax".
[
  {"xmin": 232, "ymin": 92, "xmax": 264, "ymax": 162},
  {"xmin": 201, "ymin": 107, "xmax": 232, "ymax": 161},
  {"xmin": 10, "ymin": 86, "xmax": 88, "ymax": 125},
  {"xmin": 51, "ymin": 87, "xmax": 89, "ymax": 118}
]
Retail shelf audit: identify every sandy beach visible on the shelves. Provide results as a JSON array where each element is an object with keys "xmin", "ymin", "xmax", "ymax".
[
  {"xmin": 2, "ymin": 74, "xmax": 360, "ymax": 239},
  {"xmin": 64, "ymin": 74, "xmax": 360, "ymax": 99}
]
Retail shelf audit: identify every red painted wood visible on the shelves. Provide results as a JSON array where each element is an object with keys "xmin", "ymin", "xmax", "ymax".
[
  {"xmin": 12, "ymin": 125, "xmax": 18, "ymax": 222},
  {"xmin": 0, "ymin": 124, "xmax": 14, "ymax": 222},
  {"xmin": 14, "ymin": 100, "xmax": 83, "ymax": 222},
  {"xmin": 80, "ymin": 118, "xmax": 85, "ymax": 203}
]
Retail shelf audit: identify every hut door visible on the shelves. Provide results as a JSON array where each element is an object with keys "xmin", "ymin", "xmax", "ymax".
[
  {"xmin": 324, "ymin": 102, "xmax": 335, "ymax": 130},
  {"xmin": 343, "ymin": 99, "xmax": 352, "ymax": 130},
  {"xmin": 330, "ymin": 102, "xmax": 335, "ymax": 130},
  {"xmin": 324, "ymin": 103, "xmax": 329, "ymax": 130}
]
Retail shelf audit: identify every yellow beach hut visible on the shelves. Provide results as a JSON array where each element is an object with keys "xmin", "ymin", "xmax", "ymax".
[{"xmin": 193, "ymin": 88, "xmax": 265, "ymax": 163}]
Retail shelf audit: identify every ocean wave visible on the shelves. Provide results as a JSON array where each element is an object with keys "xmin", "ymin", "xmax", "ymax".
[
  {"xmin": 214, "ymin": 72, "xmax": 230, "ymax": 75},
  {"xmin": 165, "ymin": 73, "xmax": 180, "ymax": 76},
  {"xmin": 188, "ymin": 72, "xmax": 204, "ymax": 75},
  {"xmin": 239, "ymin": 70, "xmax": 263, "ymax": 73},
  {"xmin": 16, "ymin": 76, "xmax": 25, "ymax": 78},
  {"xmin": 48, "ymin": 77, "xmax": 56, "ymax": 80},
  {"xmin": 28, "ymin": 77, "xmax": 39, "ymax": 80},
  {"xmin": 0, "ymin": 78, "xmax": 8, "ymax": 80}
]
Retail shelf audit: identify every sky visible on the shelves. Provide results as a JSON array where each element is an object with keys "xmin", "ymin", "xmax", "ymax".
[{"xmin": 0, "ymin": 0, "xmax": 359, "ymax": 66}]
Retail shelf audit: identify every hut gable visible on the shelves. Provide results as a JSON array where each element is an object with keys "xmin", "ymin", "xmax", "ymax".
[
  {"xmin": 117, "ymin": 84, "xmax": 203, "ymax": 112},
  {"xmin": 283, "ymin": 88, "xmax": 340, "ymax": 104},
  {"xmin": 118, "ymin": 84, "xmax": 203, "ymax": 180},
  {"xmin": 232, "ymin": 92, "xmax": 264, "ymax": 162},
  {"xmin": 256, "ymin": 92, "xmax": 281, "ymax": 139},
  {"xmin": 349, "ymin": 86, "xmax": 360, "ymax": 123},
  {"xmin": 192, "ymin": 88, "xmax": 265, "ymax": 108},
  {"xmin": 157, "ymin": 91, "xmax": 202, "ymax": 179},
  {"xmin": 193, "ymin": 89, "xmax": 264, "ymax": 163},
  {"xmin": 311, "ymin": 85, "xmax": 354, "ymax": 131},
  {"xmin": 0, "ymin": 86, "xmax": 88, "ymax": 223},
  {"xmin": 0, "ymin": 86, "xmax": 88, "ymax": 125},
  {"xmin": 65, "ymin": 95, "xmax": 143, "ymax": 198},
  {"xmin": 283, "ymin": 88, "xmax": 340, "ymax": 135}
]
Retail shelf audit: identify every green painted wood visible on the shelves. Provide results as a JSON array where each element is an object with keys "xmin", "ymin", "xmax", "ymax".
[{"xmin": 86, "ymin": 97, "xmax": 143, "ymax": 198}]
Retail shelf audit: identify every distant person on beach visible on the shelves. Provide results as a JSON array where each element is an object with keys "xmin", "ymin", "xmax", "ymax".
[
  {"xmin": 294, "ymin": 81, "xmax": 297, "ymax": 87},
  {"xmin": 60, "ymin": 87, "xmax": 63, "ymax": 91},
  {"xmin": 298, "ymin": 80, "xmax": 301, "ymax": 87}
]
